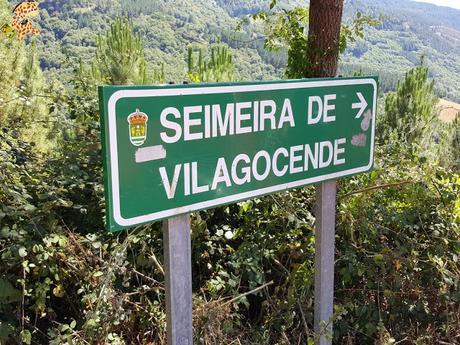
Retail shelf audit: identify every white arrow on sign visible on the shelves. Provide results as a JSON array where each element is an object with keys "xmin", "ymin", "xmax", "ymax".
[{"xmin": 352, "ymin": 92, "xmax": 368, "ymax": 119}]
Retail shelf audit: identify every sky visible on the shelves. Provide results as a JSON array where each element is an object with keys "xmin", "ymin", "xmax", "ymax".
[{"xmin": 411, "ymin": 0, "xmax": 460, "ymax": 9}]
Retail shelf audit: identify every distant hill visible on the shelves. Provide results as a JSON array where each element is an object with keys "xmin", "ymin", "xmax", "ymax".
[
  {"xmin": 340, "ymin": 0, "xmax": 460, "ymax": 101},
  {"xmin": 28, "ymin": 0, "xmax": 281, "ymax": 81},
  {"xmin": 12, "ymin": 0, "xmax": 459, "ymax": 101},
  {"xmin": 359, "ymin": 0, "xmax": 460, "ymax": 30}
]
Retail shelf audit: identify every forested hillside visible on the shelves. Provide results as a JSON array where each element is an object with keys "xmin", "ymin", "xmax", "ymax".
[
  {"xmin": 11, "ymin": 0, "xmax": 460, "ymax": 101},
  {"xmin": 33, "ymin": 0, "xmax": 280, "ymax": 81},
  {"xmin": 341, "ymin": 0, "xmax": 460, "ymax": 100}
]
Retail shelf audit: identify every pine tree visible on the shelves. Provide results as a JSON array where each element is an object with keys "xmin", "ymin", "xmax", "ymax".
[
  {"xmin": 0, "ymin": 1, "xmax": 52, "ymax": 151},
  {"xmin": 383, "ymin": 59, "xmax": 437, "ymax": 146},
  {"xmin": 18, "ymin": 42, "xmax": 51, "ymax": 150},
  {"xmin": 92, "ymin": 17, "xmax": 164, "ymax": 85},
  {"xmin": 0, "ymin": 0, "xmax": 25, "ymax": 123},
  {"xmin": 94, "ymin": 18, "xmax": 147, "ymax": 85},
  {"xmin": 451, "ymin": 117, "xmax": 460, "ymax": 168},
  {"xmin": 187, "ymin": 42, "xmax": 234, "ymax": 83}
]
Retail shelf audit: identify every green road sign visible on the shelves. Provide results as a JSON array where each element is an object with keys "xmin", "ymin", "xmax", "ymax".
[{"xmin": 99, "ymin": 77, "xmax": 378, "ymax": 231}]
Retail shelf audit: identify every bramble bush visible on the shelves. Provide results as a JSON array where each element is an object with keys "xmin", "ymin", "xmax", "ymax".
[{"xmin": 2, "ymin": 118, "xmax": 459, "ymax": 344}]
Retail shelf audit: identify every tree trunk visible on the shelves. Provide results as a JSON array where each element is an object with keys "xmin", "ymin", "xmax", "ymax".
[{"xmin": 306, "ymin": 0, "xmax": 344, "ymax": 78}]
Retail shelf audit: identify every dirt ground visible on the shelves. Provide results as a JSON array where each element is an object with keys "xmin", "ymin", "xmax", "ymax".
[{"xmin": 438, "ymin": 99, "xmax": 460, "ymax": 122}]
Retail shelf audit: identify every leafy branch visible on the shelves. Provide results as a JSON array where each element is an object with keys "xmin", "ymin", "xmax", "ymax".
[{"xmin": 241, "ymin": 2, "xmax": 379, "ymax": 78}]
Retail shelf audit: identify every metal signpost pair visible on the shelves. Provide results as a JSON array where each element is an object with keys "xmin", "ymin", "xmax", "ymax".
[{"xmin": 99, "ymin": 77, "xmax": 378, "ymax": 345}]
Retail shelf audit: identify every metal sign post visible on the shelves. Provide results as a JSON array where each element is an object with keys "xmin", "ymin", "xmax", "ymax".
[
  {"xmin": 163, "ymin": 215, "xmax": 193, "ymax": 345},
  {"xmin": 314, "ymin": 181, "xmax": 337, "ymax": 345}
]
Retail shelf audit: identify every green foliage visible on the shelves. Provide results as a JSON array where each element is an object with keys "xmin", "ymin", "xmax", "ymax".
[
  {"xmin": 382, "ymin": 60, "xmax": 437, "ymax": 147},
  {"xmin": 94, "ymin": 18, "xmax": 147, "ymax": 85},
  {"xmin": 418, "ymin": 112, "xmax": 460, "ymax": 169},
  {"xmin": 247, "ymin": 3, "xmax": 378, "ymax": 78},
  {"xmin": 0, "ymin": 14, "xmax": 176, "ymax": 343},
  {"xmin": 191, "ymin": 190, "xmax": 318, "ymax": 343},
  {"xmin": 25, "ymin": 0, "xmax": 460, "ymax": 100},
  {"xmin": 249, "ymin": 5, "xmax": 309, "ymax": 78},
  {"xmin": 340, "ymin": 4, "xmax": 460, "ymax": 102},
  {"xmin": 378, "ymin": 59, "xmax": 458, "ymax": 181},
  {"xmin": 340, "ymin": 12, "xmax": 381, "ymax": 57},
  {"xmin": 187, "ymin": 43, "xmax": 235, "ymax": 82},
  {"xmin": 450, "ymin": 117, "xmax": 460, "ymax": 168},
  {"xmin": 0, "ymin": 55, "xmax": 166, "ymax": 345},
  {"xmin": 335, "ymin": 145, "xmax": 460, "ymax": 343},
  {"xmin": 0, "ymin": 128, "xmax": 72, "ymax": 343},
  {"xmin": 0, "ymin": 1, "xmax": 54, "ymax": 152}
]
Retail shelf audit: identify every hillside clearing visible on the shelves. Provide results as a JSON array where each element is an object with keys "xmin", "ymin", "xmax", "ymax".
[{"xmin": 438, "ymin": 98, "xmax": 460, "ymax": 122}]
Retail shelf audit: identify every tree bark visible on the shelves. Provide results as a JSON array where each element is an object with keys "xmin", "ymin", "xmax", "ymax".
[{"xmin": 306, "ymin": 0, "xmax": 344, "ymax": 78}]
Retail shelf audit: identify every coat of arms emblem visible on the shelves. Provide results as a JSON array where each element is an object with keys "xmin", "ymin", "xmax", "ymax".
[{"xmin": 127, "ymin": 109, "xmax": 149, "ymax": 146}]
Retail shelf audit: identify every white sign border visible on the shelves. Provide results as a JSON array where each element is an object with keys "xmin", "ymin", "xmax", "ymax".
[{"xmin": 107, "ymin": 79, "xmax": 377, "ymax": 227}]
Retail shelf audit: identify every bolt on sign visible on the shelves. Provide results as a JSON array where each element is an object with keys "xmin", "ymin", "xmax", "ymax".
[{"xmin": 99, "ymin": 77, "xmax": 378, "ymax": 231}]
